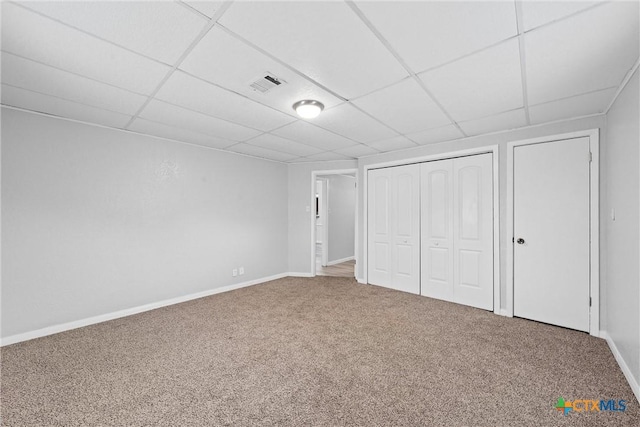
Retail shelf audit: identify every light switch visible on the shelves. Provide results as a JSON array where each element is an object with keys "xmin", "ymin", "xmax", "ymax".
[{"xmin": 611, "ymin": 208, "xmax": 616, "ymax": 221}]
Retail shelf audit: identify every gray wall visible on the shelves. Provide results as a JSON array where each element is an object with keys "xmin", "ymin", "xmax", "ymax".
[
  {"xmin": 1, "ymin": 108, "xmax": 288, "ymax": 339},
  {"xmin": 326, "ymin": 175, "xmax": 355, "ymax": 263},
  {"xmin": 287, "ymin": 160, "xmax": 357, "ymax": 274},
  {"xmin": 604, "ymin": 69, "xmax": 639, "ymax": 388},
  {"xmin": 356, "ymin": 115, "xmax": 607, "ymax": 316}
]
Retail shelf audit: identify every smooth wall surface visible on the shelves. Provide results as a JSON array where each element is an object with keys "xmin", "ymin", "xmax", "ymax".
[
  {"xmin": 1, "ymin": 108, "xmax": 288, "ymax": 339},
  {"xmin": 604, "ymin": 69, "xmax": 639, "ymax": 387},
  {"xmin": 326, "ymin": 175, "xmax": 355, "ymax": 263},
  {"xmin": 288, "ymin": 161, "xmax": 357, "ymax": 274},
  {"xmin": 357, "ymin": 115, "xmax": 607, "ymax": 315}
]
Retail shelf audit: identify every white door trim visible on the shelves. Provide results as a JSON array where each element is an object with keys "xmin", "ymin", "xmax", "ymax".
[
  {"xmin": 506, "ymin": 129, "xmax": 600, "ymax": 337},
  {"xmin": 362, "ymin": 145, "xmax": 500, "ymax": 314},
  {"xmin": 310, "ymin": 169, "xmax": 358, "ymax": 277}
]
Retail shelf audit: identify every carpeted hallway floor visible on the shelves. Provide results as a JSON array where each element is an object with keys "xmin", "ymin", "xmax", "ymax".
[{"xmin": 1, "ymin": 276, "xmax": 638, "ymax": 426}]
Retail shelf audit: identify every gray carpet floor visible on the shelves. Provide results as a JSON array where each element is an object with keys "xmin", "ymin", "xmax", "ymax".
[{"xmin": 1, "ymin": 276, "xmax": 638, "ymax": 426}]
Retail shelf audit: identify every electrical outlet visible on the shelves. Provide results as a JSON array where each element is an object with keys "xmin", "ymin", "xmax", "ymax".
[
  {"xmin": 232, "ymin": 269, "xmax": 238, "ymax": 277},
  {"xmin": 239, "ymin": 267, "xmax": 245, "ymax": 275}
]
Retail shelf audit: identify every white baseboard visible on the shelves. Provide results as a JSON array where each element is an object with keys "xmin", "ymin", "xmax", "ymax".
[
  {"xmin": 287, "ymin": 272, "xmax": 314, "ymax": 277},
  {"xmin": 602, "ymin": 331, "xmax": 640, "ymax": 404},
  {"xmin": 356, "ymin": 277, "xmax": 367, "ymax": 284},
  {"xmin": 326, "ymin": 256, "xmax": 355, "ymax": 266},
  {"xmin": 0, "ymin": 272, "xmax": 288, "ymax": 347}
]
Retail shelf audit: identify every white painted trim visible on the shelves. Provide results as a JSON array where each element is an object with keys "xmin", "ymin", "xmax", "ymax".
[
  {"xmin": 0, "ymin": 273, "xmax": 288, "ymax": 347},
  {"xmin": 356, "ymin": 277, "xmax": 367, "ymax": 285},
  {"xmin": 604, "ymin": 59, "xmax": 640, "ymax": 114},
  {"xmin": 287, "ymin": 272, "xmax": 315, "ymax": 278},
  {"xmin": 310, "ymin": 169, "xmax": 358, "ymax": 278},
  {"xmin": 326, "ymin": 256, "xmax": 355, "ymax": 266},
  {"xmin": 602, "ymin": 331, "xmax": 640, "ymax": 404},
  {"xmin": 362, "ymin": 145, "xmax": 501, "ymax": 313},
  {"xmin": 505, "ymin": 129, "xmax": 600, "ymax": 337}
]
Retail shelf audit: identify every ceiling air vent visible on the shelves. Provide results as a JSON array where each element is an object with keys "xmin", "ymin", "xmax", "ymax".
[{"xmin": 249, "ymin": 72, "xmax": 285, "ymax": 94}]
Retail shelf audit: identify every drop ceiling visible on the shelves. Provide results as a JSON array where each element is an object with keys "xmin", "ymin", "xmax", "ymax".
[{"xmin": 1, "ymin": 1, "xmax": 638, "ymax": 163}]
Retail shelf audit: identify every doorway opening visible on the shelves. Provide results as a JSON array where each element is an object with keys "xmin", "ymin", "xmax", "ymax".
[{"xmin": 311, "ymin": 169, "xmax": 357, "ymax": 278}]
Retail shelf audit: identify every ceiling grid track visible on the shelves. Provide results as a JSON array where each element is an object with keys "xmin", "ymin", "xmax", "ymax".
[
  {"xmin": 514, "ymin": 0, "xmax": 531, "ymax": 125},
  {"xmin": 123, "ymin": 1, "xmax": 235, "ymax": 129},
  {"xmin": 344, "ymin": 0, "xmax": 468, "ymax": 139}
]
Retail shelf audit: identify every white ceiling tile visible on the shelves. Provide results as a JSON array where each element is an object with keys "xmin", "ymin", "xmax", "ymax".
[
  {"xmin": 20, "ymin": 1, "xmax": 207, "ymax": 65},
  {"xmin": 218, "ymin": 1, "xmax": 408, "ymax": 98},
  {"xmin": 526, "ymin": 1, "xmax": 639, "ymax": 105},
  {"xmin": 365, "ymin": 136, "xmax": 418, "ymax": 152},
  {"xmin": 304, "ymin": 152, "xmax": 355, "ymax": 162},
  {"xmin": 521, "ymin": 1, "xmax": 604, "ymax": 31},
  {"xmin": 1, "ymin": 3, "xmax": 171, "ymax": 94},
  {"xmin": 2, "ymin": 53, "xmax": 147, "ymax": 115},
  {"xmin": 352, "ymin": 79, "xmax": 451, "ymax": 134},
  {"xmin": 356, "ymin": 1, "xmax": 518, "ymax": 73},
  {"xmin": 333, "ymin": 144, "xmax": 380, "ymax": 158},
  {"xmin": 420, "ymin": 39, "xmax": 523, "ymax": 122},
  {"xmin": 458, "ymin": 109, "xmax": 527, "ymax": 136},
  {"xmin": 311, "ymin": 103, "xmax": 397, "ymax": 143},
  {"xmin": 138, "ymin": 100, "xmax": 261, "ymax": 142},
  {"xmin": 272, "ymin": 121, "xmax": 359, "ymax": 151},
  {"xmin": 128, "ymin": 118, "xmax": 233, "ymax": 150},
  {"xmin": 1, "ymin": 84, "xmax": 131, "ymax": 128},
  {"xmin": 245, "ymin": 134, "xmax": 322, "ymax": 157},
  {"xmin": 407, "ymin": 125, "xmax": 464, "ymax": 145},
  {"xmin": 226, "ymin": 143, "xmax": 297, "ymax": 162},
  {"xmin": 183, "ymin": 1, "xmax": 224, "ymax": 19},
  {"xmin": 180, "ymin": 26, "xmax": 342, "ymax": 117},
  {"xmin": 529, "ymin": 88, "xmax": 616, "ymax": 124},
  {"xmin": 155, "ymin": 71, "xmax": 296, "ymax": 132}
]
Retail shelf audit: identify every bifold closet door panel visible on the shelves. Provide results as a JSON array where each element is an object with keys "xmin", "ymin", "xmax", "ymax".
[
  {"xmin": 367, "ymin": 168, "xmax": 392, "ymax": 287},
  {"xmin": 392, "ymin": 164, "xmax": 420, "ymax": 295},
  {"xmin": 367, "ymin": 164, "xmax": 420, "ymax": 294},
  {"xmin": 420, "ymin": 159, "xmax": 454, "ymax": 301},
  {"xmin": 452, "ymin": 153, "xmax": 493, "ymax": 311}
]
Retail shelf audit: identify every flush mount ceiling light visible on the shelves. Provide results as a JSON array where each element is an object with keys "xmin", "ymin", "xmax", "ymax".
[{"xmin": 292, "ymin": 100, "xmax": 324, "ymax": 119}]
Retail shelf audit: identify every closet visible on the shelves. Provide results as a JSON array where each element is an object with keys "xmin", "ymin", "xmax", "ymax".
[{"xmin": 367, "ymin": 153, "xmax": 493, "ymax": 311}]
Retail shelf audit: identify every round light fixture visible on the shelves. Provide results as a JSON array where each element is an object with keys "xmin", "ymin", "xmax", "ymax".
[{"xmin": 292, "ymin": 100, "xmax": 324, "ymax": 119}]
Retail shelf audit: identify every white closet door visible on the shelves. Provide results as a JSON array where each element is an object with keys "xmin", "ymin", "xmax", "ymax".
[
  {"xmin": 367, "ymin": 164, "xmax": 420, "ymax": 294},
  {"xmin": 452, "ymin": 154, "xmax": 493, "ymax": 311},
  {"xmin": 420, "ymin": 160, "xmax": 454, "ymax": 301},
  {"xmin": 368, "ymin": 169, "xmax": 392, "ymax": 286},
  {"xmin": 420, "ymin": 154, "xmax": 493, "ymax": 310},
  {"xmin": 392, "ymin": 165, "xmax": 420, "ymax": 294},
  {"xmin": 513, "ymin": 138, "xmax": 590, "ymax": 332}
]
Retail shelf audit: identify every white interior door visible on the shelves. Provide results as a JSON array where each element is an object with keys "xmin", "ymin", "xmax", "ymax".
[
  {"xmin": 452, "ymin": 154, "xmax": 493, "ymax": 311},
  {"xmin": 421, "ymin": 159, "xmax": 454, "ymax": 301},
  {"xmin": 421, "ymin": 154, "xmax": 493, "ymax": 311},
  {"xmin": 368, "ymin": 164, "xmax": 420, "ymax": 294},
  {"xmin": 368, "ymin": 169, "xmax": 391, "ymax": 286},
  {"xmin": 513, "ymin": 137, "xmax": 590, "ymax": 332}
]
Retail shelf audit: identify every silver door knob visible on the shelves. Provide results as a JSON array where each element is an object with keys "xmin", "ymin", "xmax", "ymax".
[{"xmin": 516, "ymin": 238, "xmax": 525, "ymax": 244}]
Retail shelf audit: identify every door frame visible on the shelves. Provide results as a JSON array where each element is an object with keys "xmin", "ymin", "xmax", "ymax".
[
  {"xmin": 362, "ymin": 145, "xmax": 501, "ymax": 314},
  {"xmin": 506, "ymin": 129, "xmax": 600, "ymax": 337},
  {"xmin": 310, "ymin": 169, "xmax": 358, "ymax": 277}
]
